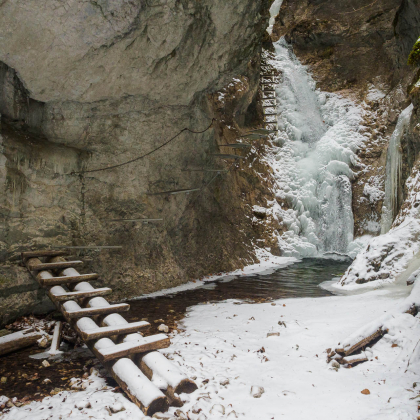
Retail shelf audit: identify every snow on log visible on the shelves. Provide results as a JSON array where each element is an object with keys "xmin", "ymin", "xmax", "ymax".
[
  {"xmin": 102, "ymin": 313, "xmax": 197, "ymax": 398},
  {"xmin": 0, "ymin": 329, "xmax": 44, "ymax": 356},
  {"xmin": 112, "ymin": 358, "xmax": 169, "ymax": 415},
  {"xmin": 336, "ymin": 279, "xmax": 420, "ymax": 356}
]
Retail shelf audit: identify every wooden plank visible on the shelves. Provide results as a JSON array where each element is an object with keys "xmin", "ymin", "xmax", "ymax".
[
  {"xmin": 53, "ymin": 246, "xmax": 122, "ymax": 250},
  {"xmin": 97, "ymin": 334, "xmax": 170, "ymax": 362},
  {"xmin": 21, "ymin": 250, "xmax": 68, "ymax": 260},
  {"xmin": 48, "ymin": 287, "xmax": 112, "ymax": 302},
  {"xmin": 63, "ymin": 303, "xmax": 130, "ymax": 319},
  {"xmin": 77, "ymin": 321, "xmax": 150, "ymax": 341},
  {"xmin": 28, "ymin": 260, "xmax": 84, "ymax": 271},
  {"xmin": 219, "ymin": 144, "xmax": 251, "ymax": 149},
  {"xmin": 0, "ymin": 329, "xmax": 44, "ymax": 357},
  {"xmin": 146, "ymin": 188, "xmax": 201, "ymax": 196},
  {"xmin": 49, "ymin": 321, "xmax": 63, "ymax": 355},
  {"xmin": 211, "ymin": 154, "xmax": 245, "ymax": 159},
  {"xmin": 40, "ymin": 273, "xmax": 99, "ymax": 286}
]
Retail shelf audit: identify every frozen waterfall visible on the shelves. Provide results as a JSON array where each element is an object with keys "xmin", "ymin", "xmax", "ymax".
[
  {"xmin": 380, "ymin": 104, "xmax": 414, "ymax": 234},
  {"xmin": 263, "ymin": 39, "xmax": 368, "ymax": 258}
]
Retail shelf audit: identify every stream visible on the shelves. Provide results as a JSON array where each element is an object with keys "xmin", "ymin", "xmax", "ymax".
[{"xmin": 0, "ymin": 258, "xmax": 351, "ymax": 402}]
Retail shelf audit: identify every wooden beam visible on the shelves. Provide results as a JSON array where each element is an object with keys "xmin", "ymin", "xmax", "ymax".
[
  {"xmin": 39, "ymin": 273, "xmax": 99, "ymax": 287},
  {"xmin": 21, "ymin": 250, "xmax": 68, "ymax": 260},
  {"xmin": 211, "ymin": 154, "xmax": 245, "ymax": 159},
  {"xmin": 28, "ymin": 260, "xmax": 84, "ymax": 271},
  {"xmin": 146, "ymin": 188, "xmax": 201, "ymax": 196},
  {"xmin": 48, "ymin": 286, "xmax": 112, "ymax": 302},
  {"xmin": 62, "ymin": 303, "xmax": 130, "ymax": 320},
  {"xmin": 95, "ymin": 334, "xmax": 170, "ymax": 362},
  {"xmin": 76, "ymin": 320, "xmax": 150, "ymax": 341},
  {"xmin": 49, "ymin": 321, "xmax": 63, "ymax": 355}
]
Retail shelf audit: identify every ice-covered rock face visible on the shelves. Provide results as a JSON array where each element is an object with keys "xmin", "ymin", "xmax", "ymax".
[{"xmin": 263, "ymin": 39, "xmax": 368, "ymax": 257}]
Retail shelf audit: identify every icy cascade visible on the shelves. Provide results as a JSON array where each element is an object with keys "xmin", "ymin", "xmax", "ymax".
[
  {"xmin": 267, "ymin": 0, "xmax": 284, "ymax": 35},
  {"xmin": 380, "ymin": 104, "xmax": 414, "ymax": 234},
  {"xmin": 263, "ymin": 39, "xmax": 368, "ymax": 258}
]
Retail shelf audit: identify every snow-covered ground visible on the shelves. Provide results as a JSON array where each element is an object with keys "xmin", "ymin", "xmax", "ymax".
[{"xmin": 2, "ymin": 257, "xmax": 419, "ymax": 420}]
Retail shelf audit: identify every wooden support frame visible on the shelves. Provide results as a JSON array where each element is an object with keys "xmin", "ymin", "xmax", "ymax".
[{"xmin": 21, "ymin": 251, "xmax": 197, "ymax": 416}]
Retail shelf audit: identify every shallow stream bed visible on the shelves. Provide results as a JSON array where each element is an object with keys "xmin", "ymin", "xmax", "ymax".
[{"xmin": 0, "ymin": 258, "xmax": 350, "ymax": 403}]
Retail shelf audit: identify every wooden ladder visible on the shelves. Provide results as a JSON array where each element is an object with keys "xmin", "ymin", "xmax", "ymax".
[
  {"xmin": 22, "ymin": 250, "xmax": 197, "ymax": 416},
  {"xmin": 260, "ymin": 65, "xmax": 279, "ymax": 131}
]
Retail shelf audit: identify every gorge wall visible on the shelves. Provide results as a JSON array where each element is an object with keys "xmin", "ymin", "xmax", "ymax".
[{"xmin": 0, "ymin": 0, "xmax": 275, "ymax": 324}]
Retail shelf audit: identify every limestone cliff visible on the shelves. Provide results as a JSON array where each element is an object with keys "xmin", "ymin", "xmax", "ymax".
[{"xmin": 0, "ymin": 0, "xmax": 274, "ymax": 324}]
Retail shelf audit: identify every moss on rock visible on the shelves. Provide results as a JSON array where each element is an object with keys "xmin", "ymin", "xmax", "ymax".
[{"xmin": 408, "ymin": 37, "xmax": 420, "ymax": 67}]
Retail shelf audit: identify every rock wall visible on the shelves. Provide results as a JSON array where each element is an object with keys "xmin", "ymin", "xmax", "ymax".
[{"xmin": 0, "ymin": 0, "xmax": 274, "ymax": 324}]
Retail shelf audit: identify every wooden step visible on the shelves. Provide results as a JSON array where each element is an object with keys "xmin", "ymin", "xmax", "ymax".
[
  {"xmin": 219, "ymin": 144, "xmax": 251, "ymax": 149},
  {"xmin": 95, "ymin": 334, "xmax": 170, "ymax": 362},
  {"xmin": 21, "ymin": 250, "xmax": 69, "ymax": 260},
  {"xmin": 28, "ymin": 260, "xmax": 84, "ymax": 271},
  {"xmin": 62, "ymin": 303, "xmax": 130, "ymax": 319},
  {"xmin": 211, "ymin": 154, "xmax": 245, "ymax": 159},
  {"xmin": 39, "ymin": 273, "xmax": 99, "ymax": 286},
  {"xmin": 76, "ymin": 320, "xmax": 151, "ymax": 341},
  {"xmin": 48, "ymin": 286, "xmax": 112, "ymax": 302}
]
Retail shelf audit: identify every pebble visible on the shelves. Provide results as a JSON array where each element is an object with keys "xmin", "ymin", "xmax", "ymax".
[
  {"xmin": 1, "ymin": 377, "xmax": 7, "ymax": 384},
  {"xmin": 154, "ymin": 319, "xmax": 165, "ymax": 324},
  {"xmin": 361, "ymin": 389, "xmax": 370, "ymax": 395},
  {"xmin": 42, "ymin": 360, "xmax": 50, "ymax": 368},
  {"xmin": 251, "ymin": 385, "xmax": 265, "ymax": 398},
  {"xmin": 267, "ymin": 332, "xmax": 280, "ymax": 337},
  {"xmin": 158, "ymin": 324, "xmax": 169, "ymax": 333}
]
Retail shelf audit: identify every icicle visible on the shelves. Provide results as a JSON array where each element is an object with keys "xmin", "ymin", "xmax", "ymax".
[{"xmin": 380, "ymin": 104, "xmax": 414, "ymax": 234}]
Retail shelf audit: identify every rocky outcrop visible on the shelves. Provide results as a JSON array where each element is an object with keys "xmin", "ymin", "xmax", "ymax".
[{"xmin": 0, "ymin": 0, "xmax": 274, "ymax": 324}]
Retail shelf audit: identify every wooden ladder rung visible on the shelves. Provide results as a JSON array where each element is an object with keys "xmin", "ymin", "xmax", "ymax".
[
  {"xmin": 28, "ymin": 260, "xmax": 84, "ymax": 271},
  {"xmin": 96, "ymin": 334, "xmax": 170, "ymax": 362},
  {"xmin": 49, "ymin": 287, "xmax": 112, "ymax": 302},
  {"xmin": 63, "ymin": 303, "xmax": 130, "ymax": 319},
  {"xmin": 21, "ymin": 250, "xmax": 69, "ymax": 260},
  {"xmin": 77, "ymin": 320, "xmax": 151, "ymax": 341},
  {"xmin": 40, "ymin": 273, "xmax": 100, "ymax": 286}
]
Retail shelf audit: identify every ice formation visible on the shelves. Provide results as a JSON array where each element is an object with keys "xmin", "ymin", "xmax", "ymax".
[
  {"xmin": 380, "ymin": 104, "xmax": 414, "ymax": 234},
  {"xmin": 264, "ymin": 39, "xmax": 368, "ymax": 257}
]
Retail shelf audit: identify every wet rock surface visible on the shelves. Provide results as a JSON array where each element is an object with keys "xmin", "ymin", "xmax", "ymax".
[{"xmin": 0, "ymin": 0, "xmax": 278, "ymax": 322}]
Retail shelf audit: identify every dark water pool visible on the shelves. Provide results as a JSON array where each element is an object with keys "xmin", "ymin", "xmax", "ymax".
[{"xmin": 0, "ymin": 258, "xmax": 350, "ymax": 402}]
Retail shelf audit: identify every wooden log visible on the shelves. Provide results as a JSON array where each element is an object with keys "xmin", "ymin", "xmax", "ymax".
[
  {"xmin": 102, "ymin": 313, "xmax": 197, "ymax": 401},
  {"xmin": 111, "ymin": 358, "xmax": 169, "ymax": 416},
  {"xmin": 140, "ymin": 352, "xmax": 198, "ymax": 405},
  {"xmin": 336, "ymin": 328, "xmax": 386, "ymax": 357},
  {"xmin": 21, "ymin": 250, "xmax": 68, "ymax": 260},
  {"xmin": 36, "ymin": 270, "xmax": 99, "ymax": 286},
  {"xmin": 62, "ymin": 300, "xmax": 130, "ymax": 320},
  {"xmin": 95, "ymin": 334, "xmax": 170, "ymax": 362},
  {"xmin": 342, "ymin": 354, "xmax": 368, "ymax": 366},
  {"xmin": 49, "ymin": 321, "xmax": 63, "ymax": 355},
  {"xmin": 28, "ymin": 260, "xmax": 84, "ymax": 271},
  {"xmin": 76, "ymin": 317, "xmax": 150, "ymax": 341},
  {"xmin": 0, "ymin": 329, "xmax": 44, "ymax": 357},
  {"xmin": 49, "ymin": 285, "xmax": 111, "ymax": 302}
]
